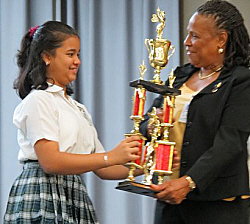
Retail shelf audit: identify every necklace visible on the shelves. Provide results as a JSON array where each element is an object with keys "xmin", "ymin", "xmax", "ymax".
[{"xmin": 198, "ymin": 66, "xmax": 223, "ymax": 80}]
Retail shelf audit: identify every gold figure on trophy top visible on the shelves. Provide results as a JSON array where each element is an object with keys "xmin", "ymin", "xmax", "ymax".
[
  {"xmin": 168, "ymin": 68, "xmax": 176, "ymax": 88},
  {"xmin": 151, "ymin": 7, "xmax": 166, "ymax": 40},
  {"xmin": 139, "ymin": 60, "xmax": 147, "ymax": 80}
]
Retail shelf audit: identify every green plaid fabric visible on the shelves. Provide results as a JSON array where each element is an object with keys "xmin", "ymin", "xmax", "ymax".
[{"xmin": 4, "ymin": 161, "xmax": 99, "ymax": 224}]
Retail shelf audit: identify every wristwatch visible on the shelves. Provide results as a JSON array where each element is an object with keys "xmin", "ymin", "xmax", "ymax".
[{"xmin": 185, "ymin": 176, "xmax": 196, "ymax": 191}]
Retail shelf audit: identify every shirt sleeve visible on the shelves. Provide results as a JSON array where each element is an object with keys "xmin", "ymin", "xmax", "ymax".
[
  {"xmin": 13, "ymin": 91, "xmax": 60, "ymax": 147},
  {"xmin": 94, "ymin": 134, "xmax": 105, "ymax": 153}
]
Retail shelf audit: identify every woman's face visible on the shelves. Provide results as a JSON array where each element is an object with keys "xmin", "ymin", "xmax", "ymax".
[
  {"xmin": 45, "ymin": 36, "xmax": 81, "ymax": 89},
  {"xmin": 184, "ymin": 12, "xmax": 224, "ymax": 69}
]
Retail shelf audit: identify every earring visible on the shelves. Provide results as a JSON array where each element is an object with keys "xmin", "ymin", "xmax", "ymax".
[
  {"xmin": 218, "ymin": 48, "xmax": 224, "ymax": 54},
  {"xmin": 46, "ymin": 61, "xmax": 50, "ymax": 66}
]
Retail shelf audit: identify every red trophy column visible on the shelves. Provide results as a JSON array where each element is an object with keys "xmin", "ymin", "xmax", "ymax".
[
  {"xmin": 133, "ymin": 88, "xmax": 146, "ymax": 117},
  {"xmin": 154, "ymin": 70, "xmax": 176, "ymax": 184},
  {"xmin": 124, "ymin": 62, "xmax": 147, "ymax": 181}
]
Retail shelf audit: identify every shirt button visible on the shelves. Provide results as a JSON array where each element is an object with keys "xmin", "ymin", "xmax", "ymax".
[
  {"xmin": 181, "ymin": 161, "xmax": 187, "ymax": 168},
  {"xmin": 186, "ymin": 121, "xmax": 192, "ymax": 127},
  {"xmin": 183, "ymin": 141, "xmax": 190, "ymax": 147}
]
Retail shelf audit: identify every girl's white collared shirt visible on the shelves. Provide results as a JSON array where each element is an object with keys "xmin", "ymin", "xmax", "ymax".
[{"xmin": 13, "ymin": 84, "xmax": 105, "ymax": 162}]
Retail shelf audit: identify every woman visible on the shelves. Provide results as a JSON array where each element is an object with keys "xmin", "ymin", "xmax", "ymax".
[
  {"xmin": 4, "ymin": 21, "xmax": 141, "ymax": 223},
  {"xmin": 140, "ymin": 0, "xmax": 250, "ymax": 223}
]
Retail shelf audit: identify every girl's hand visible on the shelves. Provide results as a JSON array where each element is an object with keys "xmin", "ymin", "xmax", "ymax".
[{"xmin": 108, "ymin": 136, "xmax": 141, "ymax": 165}]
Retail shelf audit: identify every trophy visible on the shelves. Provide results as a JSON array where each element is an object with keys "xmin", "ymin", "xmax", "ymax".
[{"xmin": 116, "ymin": 8, "xmax": 181, "ymax": 197}]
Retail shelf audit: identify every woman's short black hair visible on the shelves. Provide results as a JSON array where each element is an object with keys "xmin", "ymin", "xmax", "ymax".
[
  {"xmin": 197, "ymin": 0, "xmax": 250, "ymax": 70},
  {"xmin": 14, "ymin": 21, "xmax": 79, "ymax": 99}
]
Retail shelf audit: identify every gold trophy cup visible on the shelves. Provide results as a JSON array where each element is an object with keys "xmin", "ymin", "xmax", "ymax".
[{"xmin": 145, "ymin": 7, "xmax": 175, "ymax": 85}]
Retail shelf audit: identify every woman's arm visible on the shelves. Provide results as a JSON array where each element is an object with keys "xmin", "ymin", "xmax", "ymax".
[{"xmin": 35, "ymin": 136, "xmax": 140, "ymax": 175}]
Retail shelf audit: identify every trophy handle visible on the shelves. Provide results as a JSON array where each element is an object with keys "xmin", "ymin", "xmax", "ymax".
[{"xmin": 167, "ymin": 45, "xmax": 175, "ymax": 60}]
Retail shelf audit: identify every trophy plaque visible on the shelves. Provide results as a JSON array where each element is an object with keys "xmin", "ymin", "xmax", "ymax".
[{"xmin": 116, "ymin": 8, "xmax": 181, "ymax": 197}]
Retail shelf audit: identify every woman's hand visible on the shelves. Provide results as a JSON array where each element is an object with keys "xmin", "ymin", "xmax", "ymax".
[
  {"xmin": 108, "ymin": 136, "xmax": 141, "ymax": 165},
  {"xmin": 172, "ymin": 148, "xmax": 180, "ymax": 169},
  {"xmin": 151, "ymin": 176, "xmax": 190, "ymax": 204},
  {"xmin": 156, "ymin": 108, "xmax": 164, "ymax": 122}
]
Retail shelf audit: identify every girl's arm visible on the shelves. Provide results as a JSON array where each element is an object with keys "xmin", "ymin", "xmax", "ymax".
[
  {"xmin": 35, "ymin": 136, "xmax": 140, "ymax": 175},
  {"xmin": 94, "ymin": 146, "xmax": 180, "ymax": 180},
  {"xmin": 94, "ymin": 164, "xmax": 143, "ymax": 180}
]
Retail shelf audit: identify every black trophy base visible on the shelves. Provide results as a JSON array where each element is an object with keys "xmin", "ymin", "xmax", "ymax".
[{"xmin": 116, "ymin": 180, "xmax": 159, "ymax": 197}]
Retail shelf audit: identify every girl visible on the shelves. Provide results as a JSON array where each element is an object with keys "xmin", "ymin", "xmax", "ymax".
[{"xmin": 4, "ymin": 21, "xmax": 141, "ymax": 224}]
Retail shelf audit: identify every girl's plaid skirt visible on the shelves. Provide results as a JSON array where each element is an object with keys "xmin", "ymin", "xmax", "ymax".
[{"xmin": 4, "ymin": 161, "xmax": 99, "ymax": 224}]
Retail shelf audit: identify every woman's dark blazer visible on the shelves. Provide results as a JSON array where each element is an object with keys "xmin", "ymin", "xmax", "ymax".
[{"xmin": 140, "ymin": 63, "xmax": 250, "ymax": 201}]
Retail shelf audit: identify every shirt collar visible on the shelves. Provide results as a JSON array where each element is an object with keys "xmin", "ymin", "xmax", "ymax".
[{"xmin": 45, "ymin": 83, "xmax": 64, "ymax": 93}]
